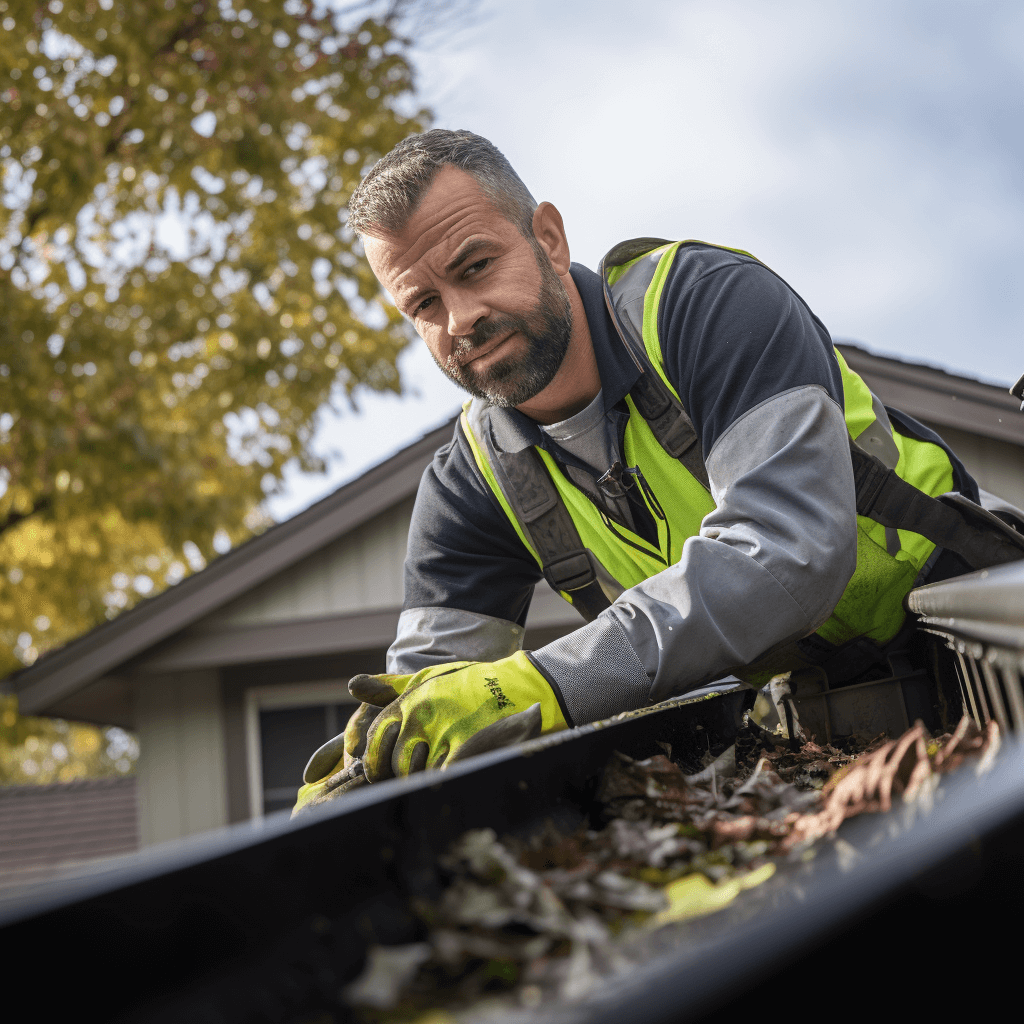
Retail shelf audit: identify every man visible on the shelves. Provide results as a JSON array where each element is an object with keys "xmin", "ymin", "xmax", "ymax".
[{"xmin": 295, "ymin": 129, "xmax": 1023, "ymax": 809}]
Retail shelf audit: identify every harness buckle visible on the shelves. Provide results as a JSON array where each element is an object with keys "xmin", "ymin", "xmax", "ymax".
[
  {"xmin": 851, "ymin": 447, "xmax": 890, "ymax": 518},
  {"xmin": 543, "ymin": 551, "xmax": 597, "ymax": 593},
  {"xmin": 597, "ymin": 462, "xmax": 635, "ymax": 499}
]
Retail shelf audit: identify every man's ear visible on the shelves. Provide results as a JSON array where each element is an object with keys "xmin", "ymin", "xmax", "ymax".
[{"xmin": 532, "ymin": 202, "xmax": 571, "ymax": 276}]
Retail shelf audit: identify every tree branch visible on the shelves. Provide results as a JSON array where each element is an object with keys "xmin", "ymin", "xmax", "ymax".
[
  {"xmin": 104, "ymin": 2, "xmax": 211, "ymax": 159},
  {"xmin": 0, "ymin": 497, "xmax": 49, "ymax": 541}
]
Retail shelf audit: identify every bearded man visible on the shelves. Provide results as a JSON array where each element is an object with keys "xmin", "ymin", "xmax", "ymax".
[{"xmin": 294, "ymin": 129, "xmax": 1024, "ymax": 809}]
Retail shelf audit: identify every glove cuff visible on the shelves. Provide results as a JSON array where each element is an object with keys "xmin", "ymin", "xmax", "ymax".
[
  {"xmin": 524, "ymin": 652, "xmax": 574, "ymax": 729},
  {"xmin": 530, "ymin": 616, "xmax": 651, "ymax": 725}
]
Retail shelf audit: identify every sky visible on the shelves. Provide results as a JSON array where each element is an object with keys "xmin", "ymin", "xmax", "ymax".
[{"xmin": 267, "ymin": 0, "xmax": 1024, "ymax": 520}]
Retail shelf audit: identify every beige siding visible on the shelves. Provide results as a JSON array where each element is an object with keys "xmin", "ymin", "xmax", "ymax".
[
  {"xmin": 134, "ymin": 670, "xmax": 228, "ymax": 846},
  {"xmin": 210, "ymin": 496, "xmax": 415, "ymax": 628},
  {"xmin": 208, "ymin": 491, "xmax": 585, "ymax": 633},
  {"xmin": 923, "ymin": 422, "xmax": 1024, "ymax": 511}
]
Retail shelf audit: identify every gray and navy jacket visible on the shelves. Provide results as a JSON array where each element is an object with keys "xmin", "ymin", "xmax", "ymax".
[{"xmin": 387, "ymin": 246, "xmax": 976, "ymax": 725}]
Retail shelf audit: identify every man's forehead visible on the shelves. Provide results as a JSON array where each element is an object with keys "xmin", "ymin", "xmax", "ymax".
[{"xmin": 362, "ymin": 167, "xmax": 518, "ymax": 290}]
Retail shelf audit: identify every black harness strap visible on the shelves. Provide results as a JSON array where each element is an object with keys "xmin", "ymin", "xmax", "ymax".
[
  {"xmin": 600, "ymin": 239, "xmax": 712, "ymax": 493},
  {"xmin": 629, "ymin": 365, "xmax": 710, "ymax": 490},
  {"xmin": 496, "ymin": 447, "xmax": 613, "ymax": 622},
  {"xmin": 850, "ymin": 441, "xmax": 1024, "ymax": 570}
]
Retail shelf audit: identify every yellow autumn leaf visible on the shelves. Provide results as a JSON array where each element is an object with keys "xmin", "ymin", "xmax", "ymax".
[{"xmin": 649, "ymin": 862, "xmax": 777, "ymax": 927}]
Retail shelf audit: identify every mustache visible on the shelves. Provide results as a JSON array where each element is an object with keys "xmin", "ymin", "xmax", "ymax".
[{"xmin": 451, "ymin": 313, "xmax": 524, "ymax": 358}]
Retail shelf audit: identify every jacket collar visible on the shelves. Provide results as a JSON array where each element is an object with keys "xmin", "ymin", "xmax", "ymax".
[{"xmin": 486, "ymin": 262, "xmax": 641, "ymax": 455}]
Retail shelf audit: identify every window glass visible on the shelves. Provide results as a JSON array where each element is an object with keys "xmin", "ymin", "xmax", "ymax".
[{"xmin": 259, "ymin": 702, "xmax": 355, "ymax": 814}]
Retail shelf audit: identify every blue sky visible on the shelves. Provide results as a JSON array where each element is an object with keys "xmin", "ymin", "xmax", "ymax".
[{"xmin": 268, "ymin": 0, "xmax": 1024, "ymax": 519}]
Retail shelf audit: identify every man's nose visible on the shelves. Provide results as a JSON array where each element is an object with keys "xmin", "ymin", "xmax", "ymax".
[{"xmin": 446, "ymin": 292, "xmax": 488, "ymax": 339}]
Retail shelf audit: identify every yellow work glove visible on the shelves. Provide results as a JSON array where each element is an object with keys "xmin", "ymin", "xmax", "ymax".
[
  {"xmin": 360, "ymin": 651, "xmax": 569, "ymax": 782},
  {"xmin": 341, "ymin": 673, "xmax": 418, "ymax": 767},
  {"xmin": 292, "ymin": 673, "xmax": 418, "ymax": 816}
]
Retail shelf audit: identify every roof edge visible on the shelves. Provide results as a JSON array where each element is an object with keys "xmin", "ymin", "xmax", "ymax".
[
  {"xmin": 837, "ymin": 342, "xmax": 1024, "ymax": 447},
  {"xmin": 835, "ymin": 341, "xmax": 1016, "ymax": 395},
  {"xmin": 8, "ymin": 415, "xmax": 458, "ymax": 711}
]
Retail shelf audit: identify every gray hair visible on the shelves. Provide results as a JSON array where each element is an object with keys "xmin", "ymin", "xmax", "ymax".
[{"xmin": 348, "ymin": 129, "xmax": 538, "ymax": 238}]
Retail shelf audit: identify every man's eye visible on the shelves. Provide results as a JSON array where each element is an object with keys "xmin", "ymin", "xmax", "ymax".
[
  {"xmin": 413, "ymin": 296, "xmax": 434, "ymax": 316},
  {"xmin": 465, "ymin": 258, "xmax": 490, "ymax": 276}
]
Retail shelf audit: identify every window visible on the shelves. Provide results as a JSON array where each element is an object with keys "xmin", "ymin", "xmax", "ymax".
[{"xmin": 245, "ymin": 682, "xmax": 357, "ymax": 816}]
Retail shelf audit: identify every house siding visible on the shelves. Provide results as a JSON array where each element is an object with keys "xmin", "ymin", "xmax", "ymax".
[
  {"xmin": 207, "ymin": 496, "xmax": 415, "ymax": 628},
  {"xmin": 134, "ymin": 669, "xmax": 228, "ymax": 846}
]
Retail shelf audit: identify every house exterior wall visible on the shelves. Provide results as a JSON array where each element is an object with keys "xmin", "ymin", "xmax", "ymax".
[
  {"xmin": 921, "ymin": 421, "xmax": 1024, "ymax": 512},
  {"xmin": 134, "ymin": 669, "xmax": 228, "ymax": 846},
  {"xmin": 208, "ymin": 496, "xmax": 415, "ymax": 628}
]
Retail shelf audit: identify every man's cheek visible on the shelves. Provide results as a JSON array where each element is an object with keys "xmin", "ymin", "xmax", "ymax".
[{"xmin": 423, "ymin": 331, "xmax": 450, "ymax": 363}]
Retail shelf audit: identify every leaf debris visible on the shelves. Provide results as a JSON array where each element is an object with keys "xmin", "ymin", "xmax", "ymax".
[{"xmin": 348, "ymin": 715, "xmax": 999, "ymax": 1019}]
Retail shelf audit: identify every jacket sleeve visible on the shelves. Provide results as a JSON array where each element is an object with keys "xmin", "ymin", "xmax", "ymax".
[{"xmin": 531, "ymin": 254, "xmax": 859, "ymax": 725}]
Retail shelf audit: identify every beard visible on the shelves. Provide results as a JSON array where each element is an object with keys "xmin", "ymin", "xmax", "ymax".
[{"xmin": 433, "ymin": 243, "xmax": 573, "ymax": 408}]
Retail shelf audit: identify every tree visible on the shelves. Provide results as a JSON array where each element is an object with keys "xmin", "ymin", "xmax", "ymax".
[
  {"xmin": 0, "ymin": 0, "xmax": 431, "ymax": 679},
  {"xmin": 0, "ymin": 693, "xmax": 138, "ymax": 783}
]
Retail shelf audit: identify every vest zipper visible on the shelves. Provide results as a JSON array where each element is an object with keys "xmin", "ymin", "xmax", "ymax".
[{"xmin": 597, "ymin": 463, "xmax": 672, "ymax": 567}]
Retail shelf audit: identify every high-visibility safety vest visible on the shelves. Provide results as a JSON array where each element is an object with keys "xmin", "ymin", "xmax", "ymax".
[{"xmin": 460, "ymin": 239, "xmax": 1024, "ymax": 675}]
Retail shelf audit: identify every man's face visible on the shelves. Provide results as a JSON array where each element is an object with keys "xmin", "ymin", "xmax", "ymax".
[{"xmin": 362, "ymin": 167, "xmax": 572, "ymax": 407}]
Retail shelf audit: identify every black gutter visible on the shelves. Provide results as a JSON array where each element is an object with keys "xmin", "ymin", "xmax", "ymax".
[{"xmin": 1, "ymin": 668, "xmax": 1022, "ymax": 1023}]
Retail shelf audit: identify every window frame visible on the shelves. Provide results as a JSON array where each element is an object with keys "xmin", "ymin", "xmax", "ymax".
[{"xmin": 244, "ymin": 680, "xmax": 357, "ymax": 818}]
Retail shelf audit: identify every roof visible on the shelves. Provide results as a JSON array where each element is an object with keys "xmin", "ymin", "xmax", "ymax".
[
  {"xmin": 7, "ymin": 416, "xmax": 459, "ymax": 717},
  {"xmin": 5, "ymin": 343, "xmax": 1023, "ymax": 719},
  {"xmin": 0, "ymin": 776, "xmax": 138, "ymax": 893},
  {"xmin": 836, "ymin": 343, "xmax": 1023, "ymax": 447}
]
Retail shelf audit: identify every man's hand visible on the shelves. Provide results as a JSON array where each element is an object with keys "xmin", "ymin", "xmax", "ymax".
[
  {"xmin": 292, "ymin": 672, "xmax": 419, "ymax": 816},
  {"xmin": 341, "ymin": 672, "xmax": 419, "ymax": 767},
  {"xmin": 357, "ymin": 651, "xmax": 568, "ymax": 781},
  {"xmin": 292, "ymin": 654, "xmax": 567, "ymax": 813}
]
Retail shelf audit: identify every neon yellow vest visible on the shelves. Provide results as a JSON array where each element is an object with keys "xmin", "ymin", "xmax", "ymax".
[{"xmin": 462, "ymin": 240, "xmax": 957, "ymax": 663}]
